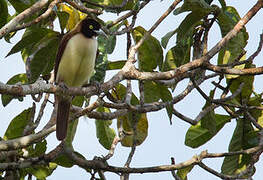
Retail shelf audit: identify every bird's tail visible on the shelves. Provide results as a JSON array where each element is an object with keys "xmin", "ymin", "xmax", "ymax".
[{"xmin": 56, "ymin": 97, "xmax": 70, "ymax": 140}]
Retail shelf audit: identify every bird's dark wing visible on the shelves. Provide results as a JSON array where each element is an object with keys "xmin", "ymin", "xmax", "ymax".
[{"xmin": 54, "ymin": 31, "xmax": 78, "ymax": 83}]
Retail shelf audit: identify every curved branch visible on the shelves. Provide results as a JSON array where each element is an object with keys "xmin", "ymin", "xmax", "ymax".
[
  {"xmin": 63, "ymin": 146, "xmax": 263, "ymax": 174},
  {"xmin": 64, "ymin": 0, "xmax": 102, "ymax": 15},
  {"xmin": 0, "ymin": 0, "xmax": 49, "ymax": 39},
  {"xmin": 0, "ymin": 126, "xmax": 55, "ymax": 151},
  {"xmin": 13, "ymin": 0, "xmax": 60, "ymax": 31}
]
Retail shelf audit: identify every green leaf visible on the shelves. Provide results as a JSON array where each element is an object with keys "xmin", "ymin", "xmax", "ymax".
[
  {"xmin": 4, "ymin": 108, "xmax": 32, "ymax": 140},
  {"xmin": 6, "ymin": 27, "xmax": 56, "ymax": 57},
  {"xmin": 144, "ymin": 81, "xmax": 161, "ymax": 103},
  {"xmin": 117, "ymin": 113, "xmax": 148, "ymax": 147},
  {"xmin": 4, "ymin": 30, "xmax": 16, "ymax": 43},
  {"xmin": 98, "ymin": 32, "xmax": 116, "ymax": 55},
  {"xmin": 200, "ymin": 90, "xmax": 216, "ymax": 134},
  {"xmin": 95, "ymin": 107, "xmax": 116, "ymax": 150},
  {"xmin": 103, "ymin": 20, "xmax": 123, "ymax": 54},
  {"xmin": 185, "ymin": 114, "xmax": 231, "ymax": 148},
  {"xmin": 29, "ymin": 140, "xmax": 47, "ymax": 157},
  {"xmin": 177, "ymin": 12, "xmax": 202, "ymax": 45},
  {"xmin": 90, "ymin": 49, "xmax": 108, "ymax": 83},
  {"xmin": 132, "ymin": 26, "xmax": 163, "ymax": 71},
  {"xmin": 221, "ymin": 118, "xmax": 255, "ymax": 176},
  {"xmin": 0, "ymin": 0, "xmax": 8, "ymax": 28},
  {"xmin": 105, "ymin": 35, "xmax": 116, "ymax": 54},
  {"xmin": 161, "ymin": 29, "xmax": 176, "ymax": 49},
  {"xmin": 57, "ymin": 11, "xmax": 70, "ymax": 32},
  {"xmin": 177, "ymin": 165, "xmax": 194, "ymax": 180},
  {"xmin": 158, "ymin": 84, "xmax": 173, "ymax": 121},
  {"xmin": 205, "ymin": 0, "xmax": 213, "ymax": 5},
  {"xmin": 26, "ymin": 163, "xmax": 57, "ymax": 180},
  {"xmin": 53, "ymin": 155, "xmax": 74, "ymax": 168},
  {"xmin": 228, "ymin": 69, "xmax": 254, "ymax": 102},
  {"xmin": 29, "ymin": 36, "xmax": 60, "ymax": 83},
  {"xmin": 7, "ymin": 0, "xmax": 36, "ymax": 13},
  {"xmin": 64, "ymin": 119, "xmax": 79, "ymax": 147},
  {"xmin": 72, "ymin": 96, "xmax": 85, "ymax": 107},
  {"xmin": 217, "ymin": 6, "xmax": 248, "ymax": 71},
  {"xmin": 173, "ymin": 0, "xmax": 213, "ymax": 16},
  {"xmin": 218, "ymin": 0, "xmax": 226, "ymax": 9},
  {"xmin": 53, "ymin": 151, "xmax": 86, "ymax": 168},
  {"xmin": 112, "ymin": 84, "xmax": 148, "ymax": 147},
  {"xmin": 62, "ymin": 96, "xmax": 83, "ymax": 146},
  {"xmin": 248, "ymin": 96, "xmax": 263, "ymax": 128},
  {"xmin": 1, "ymin": 73, "xmax": 28, "ymax": 107},
  {"xmin": 162, "ymin": 43, "xmax": 191, "ymax": 71},
  {"xmin": 107, "ymin": 60, "xmax": 126, "ymax": 70}
]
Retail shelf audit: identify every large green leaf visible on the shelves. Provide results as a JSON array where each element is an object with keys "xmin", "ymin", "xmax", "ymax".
[
  {"xmin": 185, "ymin": 114, "xmax": 231, "ymax": 148},
  {"xmin": 90, "ymin": 34, "xmax": 111, "ymax": 83},
  {"xmin": 1, "ymin": 73, "xmax": 28, "ymax": 107},
  {"xmin": 173, "ymin": 0, "xmax": 213, "ymax": 16},
  {"xmin": 117, "ymin": 113, "xmax": 148, "ymax": 147},
  {"xmin": 162, "ymin": 43, "xmax": 191, "ymax": 71},
  {"xmin": 177, "ymin": 165, "xmax": 194, "ymax": 180},
  {"xmin": 107, "ymin": 60, "xmax": 126, "ymax": 70},
  {"xmin": 53, "ymin": 151, "xmax": 86, "ymax": 168},
  {"xmin": 217, "ymin": 6, "xmax": 248, "ymax": 77},
  {"xmin": 26, "ymin": 163, "xmax": 57, "ymax": 179},
  {"xmin": 158, "ymin": 84, "xmax": 173, "ymax": 121},
  {"xmin": 200, "ymin": 90, "xmax": 216, "ymax": 134},
  {"xmin": 144, "ymin": 81, "xmax": 161, "ymax": 103},
  {"xmin": 62, "ymin": 96, "xmax": 84, "ymax": 146},
  {"xmin": 53, "ymin": 155, "xmax": 74, "ymax": 168},
  {"xmin": 95, "ymin": 107, "xmax": 116, "ymax": 150},
  {"xmin": 29, "ymin": 36, "xmax": 60, "ymax": 82},
  {"xmin": 112, "ymin": 84, "xmax": 148, "ymax": 147},
  {"xmin": 221, "ymin": 118, "xmax": 256, "ymax": 176},
  {"xmin": 29, "ymin": 140, "xmax": 47, "ymax": 157},
  {"xmin": 57, "ymin": 11, "xmax": 70, "ymax": 32},
  {"xmin": 132, "ymin": 26, "xmax": 163, "ymax": 71},
  {"xmin": 90, "ymin": 50, "xmax": 108, "ymax": 83},
  {"xmin": 161, "ymin": 29, "xmax": 177, "ymax": 49},
  {"xmin": 176, "ymin": 12, "xmax": 202, "ymax": 45},
  {"xmin": 7, "ymin": 0, "xmax": 36, "ymax": 13},
  {"xmin": 0, "ymin": 0, "xmax": 8, "ymax": 28},
  {"xmin": 6, "ymin": 28, "xmax": 56, "ymax": 57},
  {"xmin": 228, "ymin": 65, "xmax": 254, "ymax": 102},
  {"xmin": 4, "ymin": 108, "xmax": 33, "ymax": 140},
  {"xmin": 248, "ymin": 96, "xmax": 263, "ymax": 128}
]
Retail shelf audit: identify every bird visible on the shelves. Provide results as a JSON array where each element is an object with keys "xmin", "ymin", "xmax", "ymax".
[{"xmin": 54, "ymin": 17, "xmax": 103, "ymax": 140}]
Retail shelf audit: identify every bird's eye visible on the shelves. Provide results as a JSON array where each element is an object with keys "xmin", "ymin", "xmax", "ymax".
[{"xmin": 89, "ymin": 25, "xmax": 94, "ymax": 29}]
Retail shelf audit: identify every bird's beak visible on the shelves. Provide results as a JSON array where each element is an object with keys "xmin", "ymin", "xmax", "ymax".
[{"xmin": 95, "ymin": 29, "xmax": 108, "ymax": 38}]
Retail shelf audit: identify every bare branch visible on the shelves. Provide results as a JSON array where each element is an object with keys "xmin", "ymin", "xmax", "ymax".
[
  {"xmin": 0, "ymin": 0, "xmax": 49, "ymax": 38},
  {"xmin": 0, "ymin": 126, "xmax": 55, "ymax": 151},
  {"xmin": 172, "ymin": 109, "xmax": 197, "ymax": 125},
  {"xmin": 14, "ymin": 0, "xmax": 60, "ymax": 31},
  {"xmin": 64, "ymin": 0, "xmax": 102, "ymax": 14}
]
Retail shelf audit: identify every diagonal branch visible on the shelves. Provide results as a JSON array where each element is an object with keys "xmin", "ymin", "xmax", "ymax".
[{"xmin": 0, "ymin": 0, "xmax": 49, "ymax": 39}]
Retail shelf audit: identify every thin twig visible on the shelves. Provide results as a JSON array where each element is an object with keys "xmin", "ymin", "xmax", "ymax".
[{"xmin": 172, "ymin": 109, "xmax": 197, "ymax": 125}]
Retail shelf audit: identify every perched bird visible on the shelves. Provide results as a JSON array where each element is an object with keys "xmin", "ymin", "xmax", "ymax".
[{"xmin": 54, "ymin": 18, "xmax": 102, "ymax": 140}]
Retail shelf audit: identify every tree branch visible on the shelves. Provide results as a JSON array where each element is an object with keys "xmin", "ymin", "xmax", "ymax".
[{"xmin": 0, "ymin": 0, "xmax": 49, "ymax": 39}]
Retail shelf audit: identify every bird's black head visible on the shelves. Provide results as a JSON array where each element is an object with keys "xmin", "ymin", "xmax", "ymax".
[{"xmin": 81, "ymin": 18, "xmax": 101, "ymax": 38}]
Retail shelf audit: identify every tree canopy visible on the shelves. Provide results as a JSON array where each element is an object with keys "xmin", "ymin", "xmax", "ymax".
[{"xmin": 0, "ymin": 0, "xmax": 263, "ymax": 179}]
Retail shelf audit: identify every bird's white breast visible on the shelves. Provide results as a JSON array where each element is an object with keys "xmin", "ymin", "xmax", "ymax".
[{"xmin": 56, "ymin": 33, "xmax": 97, "ymax": 87}]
